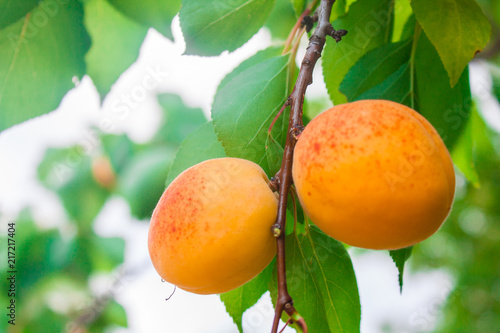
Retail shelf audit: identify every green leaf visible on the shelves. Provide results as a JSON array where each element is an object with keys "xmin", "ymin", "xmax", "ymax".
[
  {"xmin": 357, "ymin": 62, "xmax": 411, "ymax": 105},
  {"xmin": 58, "ymin": 159, "xmax": 110, "ymax": 230},
  {"xmin": 391, "ymin": 0, "xmax": 413, "ymax": 42},
  {"xmin": 218, "ymin": 46, "xmax": 284, "ymax": 91},
  {"xmin": 265, "ymin": 0, "xmax": 296, "ymax": 40},
  {"xmin": 411, "ymin": 0, "xmax": 491, "ymax": 86},
  {"xmin": 414, "ymin": 31, "xmax": 472, "ymax": 150},
  {"xmin": 389, "ymin": 246, "xmax": 413, "ymax": 292},
  {"xmin": 322, "ymin": 0, "xmax": 393, "ymax": 105},
  {"xmin": 84, "ymin": 0, "xmax": 148, "ymax": 100},
  {"xmin": 107, "ymin": 0, "xmax": 180, "ymax": 40},
  {"xmin": 331, "ymin": 0, "xmax": 348, "ymax": 23},
  {"xmin": 117, "ymin": 146, "xmax": 176, "ymax": 220},
  {"xmin": 0, "ymin": 0, "xmax": 89, "ymax": 132},
  {"xmin": 272, "ymin": 226, "xmax": 361, "ymax": 332},
  {"xmin": 90, "ymin": 236, "xmax": 126, "ymax": 271},
  {"xmin": 0, "ymin": 0, "xmax": 39, "ymax": 29},
  {"xmin": 101, "ymin": 300, "xmax": 128, "ymax": 327},
  {"xmin": 179, "ymin": 0, "xmax": 277, "ymax": 56},
  {"xmin": 152, "ymin": 94, "xmax": 207, "ymax": 146},
  {"xmin": 212, "ymin": 54, "xmax": 289, "ymax": 175},
  {"xmin": 38, "ymin": 147, "xmax": 110, "ymax": 230},
  {"xmin": 291, "ymin": 0, "xmax": 306, "ymax": 17},
  {"xmin": 101, "ymin": 134, "xmax": 134, "ymax": 175},
  {"xmin": 451, "ymin": 105, "xmax": 481, "ymax": 186},
  {"xmin": 265, "ymin": 133, "xmax": 284, "ymax": 176},
  {"xmin": 340, "ymin": 38, "xmax": 412, "ymax": 101},
  {"xmin": 165, "ymin": 122, "xmax": 226, "ymax": 186},
  {"xmin": 220, "ymin": 262, "xmax": 273, "ymax": 332}
]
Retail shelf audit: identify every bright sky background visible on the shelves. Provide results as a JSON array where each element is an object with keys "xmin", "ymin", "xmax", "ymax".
[{"xmin": 2, "ymin": 16, "xmax": 498, "ymax": 333}]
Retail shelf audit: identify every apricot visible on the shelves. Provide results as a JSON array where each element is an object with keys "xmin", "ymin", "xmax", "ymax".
[
  {"xmin": 148, "ymin": 157, "xmax": 277, "ymax": 294},
  {"xmin": 292, "ymin": 100, "xmax": 455, "ymax": 250}
]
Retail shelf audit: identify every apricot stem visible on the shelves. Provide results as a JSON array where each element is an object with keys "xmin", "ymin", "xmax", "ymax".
[{"xmin": 270, "ymin": 1, "xmax": 346, "ymax": 332}]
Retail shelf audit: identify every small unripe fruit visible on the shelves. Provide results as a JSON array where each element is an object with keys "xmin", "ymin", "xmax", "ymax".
[
  {"xmin": 293, "ymin": 100, "xmax": 455, "ymax": 250},
  {"xmin": 148, "ymin": 157, "xmax": 277, "ymax": 294}
]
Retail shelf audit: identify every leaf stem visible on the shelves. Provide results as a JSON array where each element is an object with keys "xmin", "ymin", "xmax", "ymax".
[{"xmin": 270, "ymin": 1, "xmax": 346, "ymax": 332}]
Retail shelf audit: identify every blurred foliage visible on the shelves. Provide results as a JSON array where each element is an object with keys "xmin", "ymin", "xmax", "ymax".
[{"xmin": 1, "ymin": 93, "xmax": 207, "ymax": 332}]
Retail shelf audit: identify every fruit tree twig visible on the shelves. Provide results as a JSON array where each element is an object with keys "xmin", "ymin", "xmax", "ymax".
[{"xmin": 270, "ymin": 1, "xmax": 346, "ymax": 332}]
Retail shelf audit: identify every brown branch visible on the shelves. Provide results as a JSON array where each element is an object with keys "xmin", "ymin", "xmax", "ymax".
[{"xmin": 270, "ymin": 0, "xmax": 346, "ymax": 332}]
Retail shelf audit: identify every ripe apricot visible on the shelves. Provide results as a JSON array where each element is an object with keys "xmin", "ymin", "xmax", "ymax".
[
  {"xmin": 292, "ymin": 100, "xmax": 455, "ymax": 250},
  {"xmin": 148, "ymin": 157, "xmax": 277, "ymax": 294}
]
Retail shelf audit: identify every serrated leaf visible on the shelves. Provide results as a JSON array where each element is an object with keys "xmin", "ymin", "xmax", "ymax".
[
  {"xmin": 411, "ymin": 0, "xmax": 491, "ymax": 86},
  {"xmin": 84, "ymin": 0, "xmax": 148, "ymax": 100},
  {"xmin": 165, "ymin": 122, "xmax": 226, "ymax": 186},
  {"xmin": 265, "ymin": 133, "xmax": 284, "ymax": 176},
  {"xmin": 220, "ymin": 262, "xmax": 273, "ymax": 332},
  {"xmin": 389, "ymin": 246, "xmax": 413, "ymax": 292},
  {"xmin": 451, "ymin": 105, "xmax": 481, "ymax": 186},
  {"xmin": 340, "ymin": 38, "xmax": 412, "ymax": 101},
  {"xmin": 179, "ymin": 0, "xmax": 276, "ymax": 56},
  {"xmin": 271, "ymin": 226, "xmax": 361, "ymax": 332},
  {"xmin": 322, "ymin": 0, "xmax": 393, "ymax": 105},
  {"xmin": 152, "ymin": 94, "xmax": 207, "ymax": 146},
  {"xmin": 212, "ymin": 55, "xmax": 289, "ymax": 175},
  {"xmin": 415, "ymin": 31, "xmax": 472, "ymax": 150},
  {"xmin": 0, "ymin": 0, "xmax": 39, "ymax": 29},
  {"xmin": 107, "ymin": 0, "xmax": 180, "ymax": 40},
  {"xmin": 0, "ymin": 0, "xmax": 89, "ymax": 132},
  {"xmin": 218, "ymin": 46, "xmax": 284, "ymax": 91}
]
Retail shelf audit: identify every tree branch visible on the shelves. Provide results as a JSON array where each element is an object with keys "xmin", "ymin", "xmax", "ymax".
[{"xmin": 271, "ymin": 1, "xmax": 346, "ymax": 332}]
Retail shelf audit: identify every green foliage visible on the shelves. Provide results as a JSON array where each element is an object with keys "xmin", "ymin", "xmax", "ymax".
[
  {"xmin": 451, "ymin": 105, "xmax": 482, "ymax": 186},
  {"xmin": 265, "ymin": 0, "xmax": 296, "ymax": 41},
  {"xmin": 220, "ymin": 261, "xmax": 274, "ymax": 332},
  {"xmin": 270, "ymin": 226, "xmax": 361, "ymax": 332},
  {"xmin": 117, "ymin": 146, "xmax": 175, "ymax": 219},
  {"xmin": 107, "ymin": 0, "xmax": 181, "ymax": 40},
  {"xmin": 212, "ymin": 50, "xmax": 290, "ymax": 175},
  {"xmin": 165, "ymin": 122, "xmax": 226, "ymax": 186},
  {"xmin": 153, "ymin": 93, "xmax": 207, "ymax": 146},
  {"xmin": 179, "ymin": 0, "xmax": 276, "ymax": 56},
  {"xmin": 322, "ymin": 0, "xmax": 394, "ymax": 105},
  {"xmin": 0, "ymin": 0, "xmax": 89, "ymax": 132},
  {"xmin": 0, "ymin": 0, "xmax": 39, "ymax": 29},
  {"xmin": 84, "ymin": 0, "xmax": 148, "ymax": 100},
  {"xmin": 0, "ymin": 211, "xmax": 127, "ymax": 332},
  {"xmin": 340, "ymin": 38, "xmax": 412, "ymax": 102},
  {"xmin": 38, "ymin": 147, "xmax": 109, "ymax": 231},
  {"xmin": 411, "ymin": 0, "xmax": 491, "ymax": 86},
  {"xmin": 389, "ymin": 246, "xmax": 413, "ymax": 292},
  {"xmin": 414, "ymin": 31, "xmax": 472, "ymax": 149}
]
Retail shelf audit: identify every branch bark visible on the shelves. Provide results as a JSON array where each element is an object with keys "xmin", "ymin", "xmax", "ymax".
[{"xmin": 271, "ymin": 1, "xmax": 346, "ymax": 332}]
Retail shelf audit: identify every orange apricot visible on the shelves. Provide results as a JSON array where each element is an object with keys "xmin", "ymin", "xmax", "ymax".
[
  {"xmin": 148, "ymin": 157, "xmax": 277, "ymax": 294},
  {"xmin": 292, "ymin": 100, "xmax": 455, "ymax": 250}
]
